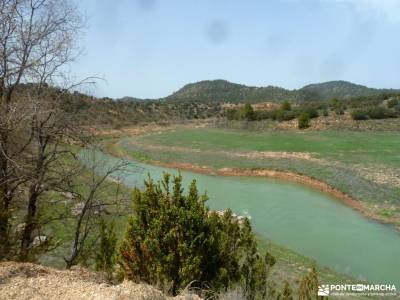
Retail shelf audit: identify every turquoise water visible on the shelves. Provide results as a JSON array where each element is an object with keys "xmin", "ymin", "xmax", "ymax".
[{"xmin": 81, "ymin": 150, "xmax": 400, "ymax": 286}]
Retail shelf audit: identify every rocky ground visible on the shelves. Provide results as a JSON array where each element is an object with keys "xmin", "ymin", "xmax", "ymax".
[{"xmin": 0, "ymin": 262, "xmax": 201, "ymax": 300}]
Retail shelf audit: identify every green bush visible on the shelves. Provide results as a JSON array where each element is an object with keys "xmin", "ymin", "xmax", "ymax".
[
  {"xmin": 298, "ymin": 267, "xmax": 319, "ymax": 299},
  {"xmin": 351, "ymin": 106, "xmax": 398, "ymax": 120},
  {"xmin": 226, "ymin": 108, "xmax": 239, "ymax": 120},
  {"xmin": 335, "ymin": 108, "xmax": 345, "ymax": 115},
  {"xmin": 298, "ymin": 112, "xmax": 310, "ymax": 129},
  {"xmin": 243, "ymin": 103, "xmax": 255, "ymax": 121},
  {"xmin": 119, "ymin": 174, "xmax": 272, "ymax": 297},
  {"xmin": 96, "ymin": 220, "xmax": 117, "ymax": 281},
  {"xmin": 280, "ymin": 101, "xmax": 292, "ymax": 111},
  {"xmin": 351, "ymin": 110, "xmax": 369, "ymax": 120},
  {"xmin": 387, "ymin": 98, "xmax": 399, "ymax": 108},
  {"xmin": 367, "ymin": 107, "xmax": 396, "ymax": 119},
  {"xmin": 300, "ymin": 106, "xmax": 319, "ymax": 119},
  {"xmin": 272, "ymin": 109, "xmax": 296, "ymax": 121},
  {"xmin": 254, "ymin": 110, "xmax": 272, "ymax": 120}
]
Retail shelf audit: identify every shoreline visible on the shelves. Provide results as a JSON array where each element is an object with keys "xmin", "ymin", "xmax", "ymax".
[
  {"xmin": 138, "ymin": 160, "xmax": 400, "ymax": 230},
  {"xmin": 104, "ymin": 138, "xmax": 400, "ymax": 230}
]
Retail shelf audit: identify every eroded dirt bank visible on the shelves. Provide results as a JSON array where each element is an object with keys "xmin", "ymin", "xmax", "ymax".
[{"xmin": 0, "ymin": 262, "xmax": 200, "ymax": 300}]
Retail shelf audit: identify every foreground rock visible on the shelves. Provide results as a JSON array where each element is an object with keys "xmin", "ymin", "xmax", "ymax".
[{"xmin": 0, "ymin": 262, "xmax": 201, "ymax": 300}]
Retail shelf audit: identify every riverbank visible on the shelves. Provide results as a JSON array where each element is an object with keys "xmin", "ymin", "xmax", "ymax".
[
  {"xmin": 100, "ymin": 126, "xmax": 400, "ymax": 230},
  {"xmin": 92, "ymin": 143, "xmax": 400, "ymax": 289},
  {"xmin": 114, "ymin": 154, "xmax": 400, "ymax": 231}
]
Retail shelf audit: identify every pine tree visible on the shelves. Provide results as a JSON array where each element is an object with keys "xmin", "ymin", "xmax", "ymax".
[
  {"xmin": 119, "ymin": 173, "xmax": 274, "ymax": 297},
  {"xmin": 298, "ymin": 112, "xmax": 310, "ymax": 129},
  {"xmin": 298, "ymin": 267, "xmax": 319, "ymax": 300},
  {"xmin": 95, "ymin": 220, "xmax": 117, "ymax": 281},
  {"xmin": 243, "ymin": 103, "xmax": 255, "ymax": 121},
  {"xmin": 282, "ymin": 281, "xmax": 293, "ymax": 300},
  {"xmin": 281, "ymin": 101, "xmax": 292, "ymax": 111}
]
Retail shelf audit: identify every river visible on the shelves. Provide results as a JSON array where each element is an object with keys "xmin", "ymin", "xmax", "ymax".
[{"xmin": 81, "ymin": 149, "xmax": 400, "ymax": 286}]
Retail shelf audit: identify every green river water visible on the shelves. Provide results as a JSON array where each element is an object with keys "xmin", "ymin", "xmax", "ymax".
[{"xmin": 82, "ymin": 150, "xmax": 400, "ymax": 286}]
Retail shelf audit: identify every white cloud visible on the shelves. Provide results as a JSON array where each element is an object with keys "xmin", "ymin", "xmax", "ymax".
[{"xmin": 336, "ymin": 0, "xmax": 400, "ymax": 23}]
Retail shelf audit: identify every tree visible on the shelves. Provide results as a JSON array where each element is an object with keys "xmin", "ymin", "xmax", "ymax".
[
  {"xmin": 265, "ymin": 251, "xmax": 276, "ymax": 271},
  {"xmin": 119, "ymin": 173, "xmax": 273, "ymax": 297},
  {"xmin": 282, "ymin": 281, "xmax": 293, "ymax": 300},
  {"xmin": 226, "ymin": 108, "xmax": 239, "ymax": 120},
  {"xmin": 351, "ymin": 109, "xmax": 368, "ymax": 120},
  {"xmin": 64, "ymin": 147, "xmax": 129, "ymax": 269},
  {"xmin": 96, "ymin": 219, "xmax": 118, "ymax": 281},
  {"xmin": 298, "ymin": 267, "xmax": 319, "ymax": 300},
  {"xmin": 243, "ymin": 103, "xmax": 255, "ymax": 121},
  {"xmin": 387, "ymin": 98, "xmax": 399, "ymax": 108},
  {"xmin": 0, "ymin": 0, "xmax": 83, "ymax": 260},
  {"xmin": 298, "ymin": 112, "xmax": 310, "ymax": 129},
  {"xmin": 281, "ymin": 101, "xmax": 291, "ymax": 111}
]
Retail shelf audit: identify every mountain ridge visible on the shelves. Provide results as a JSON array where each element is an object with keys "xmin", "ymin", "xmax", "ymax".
[{"xmin": 117, "ymin": 79, "xmax": 400, "ymax": 104}]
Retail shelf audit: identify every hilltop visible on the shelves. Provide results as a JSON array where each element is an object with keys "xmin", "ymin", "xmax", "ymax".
[
  {"xmin": 164, "ymin": 80, "xmax": 292, "ymax": 103},
  {"xmin": 119, "ymin": 79, "xmax": 400, "ymax": 104}
]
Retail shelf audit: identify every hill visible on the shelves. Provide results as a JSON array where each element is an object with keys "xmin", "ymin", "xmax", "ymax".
[
  {"xmin": 298, "ymin": 80, "xmax": 399, "ymax": 101},
  {"xmin": 165, "ymin": 79, "xmax": 294, "ymax": 103},
  {"xmin": 135, "ymin": 79, "xmax": 399, "ymax": 104}
]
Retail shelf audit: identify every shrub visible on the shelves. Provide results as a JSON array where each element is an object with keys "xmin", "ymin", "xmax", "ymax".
[
  {"xmin": 298, "ymin": 112, "xmax": 310, "ymax": 129},
  {"xmin": 96, "ymin": 220, "xmax": 118, "ymax": 281},
  {"xmin": 301, "ymin": 106, "xmax": 319, "ymax": 119},
  {"xmin": 335, "ymin": 108, "xmax": 344, "ymax": 115},
  {"xmin": 351, "ymin": 107, "xmax": 398, "ymax": 120},
  {"xmin": 272, "ymin": 109, "xmax": 296, "ymax": 122},
  {"xmin": 243, "ymin": 103, "xmax": 255, "ymax": 121},
  {"xmin": 280, "ymin": 101, "xmax": 291, "ymax": 111},
  {"xmin": 281, "ymin": 281, "xmax": 293, "ymax": 300},
  {"xmin": 367, "ymin": 107, "xmax": 395, "ymax": 119},
  {"xmin": 298, "ymin": 267, "xmax": 319, "ymax": 299},
  {"xmin": 254, "ymin": 110, "xmax": 272, "ymax": 120},
  {"xmin": 119, "ymin": 174, "xmax": 272, "ymax": 297},
  {"xmin": 322, "ymin": 109, "xmax": 329, "ymax": 117},
  {"xmin": 387, "ymin": 98, "xmax": 399, "ymax": 108},
  {"xmin": 351, "ymin": 110, "xmax": 369, "ymax": 120},
  {"xmin": 226, "ymin": 108, "xmax": 239, "ymax": 120}
]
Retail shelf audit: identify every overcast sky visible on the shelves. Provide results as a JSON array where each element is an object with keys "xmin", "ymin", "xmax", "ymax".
[{"xmin": 73, "ymin": 0, "xmax": 400, "ymax": 99}]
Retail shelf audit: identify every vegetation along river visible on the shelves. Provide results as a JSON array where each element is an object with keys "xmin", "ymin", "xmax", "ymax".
[{"xmin": 81, "ymin": 149, "xmax": 400, "ymax": 286}]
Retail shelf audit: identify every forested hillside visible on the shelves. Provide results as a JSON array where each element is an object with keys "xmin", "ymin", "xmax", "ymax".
[
  {"xmin": 120, "ymin": 79, "xmax": 400, "ymax": 104},
  {"xmin": 55, "ymin": 79, "xmax": 399, "ymax": 128}
]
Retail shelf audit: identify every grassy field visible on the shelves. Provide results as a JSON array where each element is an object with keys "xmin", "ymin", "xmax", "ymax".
[{"xmin": 138, "ymin": 128, "xmax": 400, "ymax": 167}]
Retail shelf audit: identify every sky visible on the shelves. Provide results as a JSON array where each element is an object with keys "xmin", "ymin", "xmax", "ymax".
[{"xmin": 73, "ymin": 0, "xmax": 400, "ymax": 99}]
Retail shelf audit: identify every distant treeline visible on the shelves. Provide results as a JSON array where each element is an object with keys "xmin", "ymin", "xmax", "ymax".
[
  {"xmin": 163, "ymin": 79, "xmax": 400, "ymax": 104},
  {"xmin": 13, "ymin": 85, "xmax": 400, "ymax": 129},
  {"xmin": 61, "ymin": 92, "xmax": 224, "ymax": 128},
  {"xmin": 224, "ymin": 93, "xmax": 400, "ymax": 123}
]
